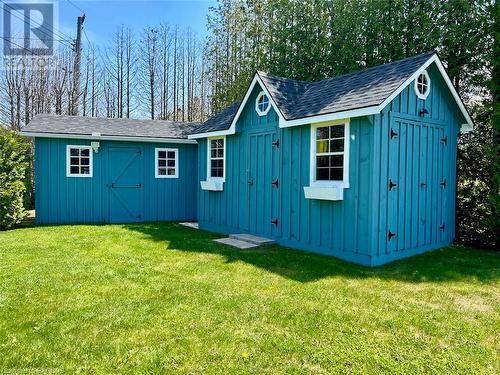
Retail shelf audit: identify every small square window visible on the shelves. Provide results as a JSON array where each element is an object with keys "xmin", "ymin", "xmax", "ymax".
[
  {"xmin": 156, "ymin": 148, "xmax": 178, "ymax": 178},
  {"xmin": 67, "ymin": 146, "xmax": 93, "ymax": 177}
]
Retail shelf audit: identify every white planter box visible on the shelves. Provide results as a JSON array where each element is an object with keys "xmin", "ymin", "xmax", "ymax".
[
  {"xmin": 304, "ymin": 186, "xmax": 344, "ymax": 201},
  {"xmin": 200, "ymin": 180, "xmax": 224, "ymax": 191}
]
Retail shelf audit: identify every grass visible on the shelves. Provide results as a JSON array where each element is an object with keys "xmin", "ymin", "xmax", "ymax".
[{"xmin": 0, "ymin": 223, "xmax": 498, "ymax": 374}]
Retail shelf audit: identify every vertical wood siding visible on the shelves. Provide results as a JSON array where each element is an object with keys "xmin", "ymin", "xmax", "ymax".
[
  {"xmin": 198, "ymin": 86, "xmax": 374, "ymax": 265},
  {"xmin": 198, "ymin": 62, "xmax": 465, "ymax": 266},
  {"xmin": 35, "ymin": 138, "xmax": 197, "ymax": 224},
  {"xmin": 370, "ymin": 63, "xmax": 462, "ymax": 265}
]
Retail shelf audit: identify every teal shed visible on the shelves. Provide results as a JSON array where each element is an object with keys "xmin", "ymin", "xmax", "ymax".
[
  {"xmin": 21, "ymin": 116, "xmax": 198, "ymax": 224},
  {"xmin": 21, "ymin": 51, "xmax": 473, "ymax": 266},
  {"xmin": 189, "ymin": 51, "xmax": 473, "ymax": 266}
]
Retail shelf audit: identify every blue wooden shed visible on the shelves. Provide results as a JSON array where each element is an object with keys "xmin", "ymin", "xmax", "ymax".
[
  {"xmin": 188, "ymin": 51, "xmax": 474, "ymax": 266},
  {"xmin": 21, "ymin": 115, "xmax": 198, "ymax": 224}
]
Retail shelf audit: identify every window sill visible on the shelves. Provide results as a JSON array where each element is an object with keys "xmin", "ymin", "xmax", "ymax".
[
  {"xmin": 304, "ymin": 186, "xmax": 344, "ymax": 201},
  {"xmin": 200, "ymin": 180, "xmax": 224, "ymax": 191}
]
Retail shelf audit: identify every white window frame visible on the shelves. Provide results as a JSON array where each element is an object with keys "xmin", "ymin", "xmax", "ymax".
[
  {"xmin": 414, "ymin": 70, "xmax": 431, "ymax": 100},
  {"xmin": 66, "ymin": 145, "xmax": 93, "ymax": 178},
  {"xmin": 155, "ymin": 148, "xmax": 178, "ymax": 179},
  {"xmin": 309, "ymin": 119, "xmax": 350, "ymax": 188},
  {"xmin": 255, "ymin": 91, "xmax": 271, "ymax": 116},
  {"xmin": 207, "ymin": 136, "xmax": 226, "ymax": 182}
]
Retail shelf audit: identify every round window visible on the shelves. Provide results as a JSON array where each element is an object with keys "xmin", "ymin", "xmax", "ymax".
[
  {"xmin": 415, "ymin": 70, "xmax": 430, "ymax": 99},
  {"xmin": 255, "ymin": 92, "xmax": 270, "ymax": 116}
]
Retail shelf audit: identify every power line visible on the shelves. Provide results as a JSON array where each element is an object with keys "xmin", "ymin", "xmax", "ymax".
[
  {"xmin": 65, "ymin": 0, "xmax": 86, "ymax": 15},
  {"xmin": 0, "ymin": 35, "xmax": 35, "ymax": 54},
  {"xmin": 0, "ymin": 0, "xmax": 75, "ymax": 47}
]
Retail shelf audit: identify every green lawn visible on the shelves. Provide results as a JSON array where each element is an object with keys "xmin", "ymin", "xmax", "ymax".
[{"xmin": 0, "ymin": 223, "xmax": 498, "ymax": 374}]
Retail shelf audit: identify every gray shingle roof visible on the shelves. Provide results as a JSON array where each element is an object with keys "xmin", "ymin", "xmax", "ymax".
[
  {"xmin": 192, "ymin": 51, "xmax": 436, "ymax": 134},
  {"xmin": 22, "ymin": 114, "xmax": 199, "ymax": 139},
  {"xmin": 191, "ymin": 101, "xmax": 241, "ymax": 134}
]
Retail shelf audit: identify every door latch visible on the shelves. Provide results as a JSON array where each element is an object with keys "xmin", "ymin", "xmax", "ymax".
[
  {"xmin": 388, "ymin": 230, "xmax": 396, "ymax": 240},
  {"xmin": 390, "ymin": 128, "xmax": 398, "ymax": 139},
  {"xmin": 272, "ymin": 139, "xmax": 280, "ymax": 148},
  {"xmin": 271, "ymin": 179, "xmax": 279, "ymax": 188},
  {"xmin": 271, "ymin": 218, "xmax": 278, "ymax": 226},
  {"xmin": 439, "ymin": 224, "xmax": 445, "ymax": 231},
  {"xmin": 440, "ymin": 180, "xmax": 446, "ymax": 188}
]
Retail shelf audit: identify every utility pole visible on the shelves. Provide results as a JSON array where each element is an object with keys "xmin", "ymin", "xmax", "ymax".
[{"xmin": 72, "ymin": 14, "xmax": 85, "ymax": 115}]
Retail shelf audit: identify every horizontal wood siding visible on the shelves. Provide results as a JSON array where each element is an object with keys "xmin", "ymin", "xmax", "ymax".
[{"xmin": 35, "ymin": 138, "xmax": 197, "ymax": 224}]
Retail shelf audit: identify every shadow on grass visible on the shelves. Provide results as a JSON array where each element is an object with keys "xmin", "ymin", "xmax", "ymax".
[{"xmin": 121, "ymin": 222, "xmax": 499, "ymax": 284}]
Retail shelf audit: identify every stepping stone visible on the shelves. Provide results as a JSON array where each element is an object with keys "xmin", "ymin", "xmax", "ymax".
[
  {"xmin": 213, "ymin": 238, "xmax": 260, "ymax": 249},
  {"xmin": 179, "ymin": 222, "xmax": 199, "ymax": 229},
  {"xmin": 229, "ymin": 233, "xmax": 275, "ymax": 246}
]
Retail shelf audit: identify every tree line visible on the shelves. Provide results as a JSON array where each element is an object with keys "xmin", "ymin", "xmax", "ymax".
[
  {"xmin": 0, "ymin": 0, "xmax": 497, "ymax": 246},
  {"xmin": 202, "ymin": 0, "xmax": 498, "ymax": 248},
  {"xmin": 0, "ymin": 24, "xmax": 211, "ymax": 130}
]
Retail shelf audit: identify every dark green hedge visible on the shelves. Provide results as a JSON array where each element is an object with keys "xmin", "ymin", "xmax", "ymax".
[{"xmin": 0, "ymin": 128, "xmax": 31, "ymax": 229}]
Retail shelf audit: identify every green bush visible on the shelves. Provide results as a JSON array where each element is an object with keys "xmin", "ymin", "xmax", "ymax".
[
  {"xmin": 0, "ymin": 128, "xmax": 31, "ymax": 229},
  {"xmin": 456, "ymin": 104, "xmax": 499, "ymax": 249}
]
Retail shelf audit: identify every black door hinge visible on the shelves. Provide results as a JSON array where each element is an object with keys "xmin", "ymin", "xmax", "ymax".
[
  {"xmin": 440, "ymin": 180, "xmax": 446, "ymax": 188},
  {"xmin": 388, "ymin": 230, "xmax": 396, "ymax": 240},
  {"xmin": 272, "ymin": 139, "xmax": 280, "ymax": 148},
  {"xmin": 441, "ymin": 136, "xmax": 447, "ymax": 145},
  {"xmin": 439, "ymin": 224, "xmax": 445, "ymax": 231},
  {"xmin": 271, "ymin": 218, "xmax": 278, "ymax": 226},
  {"xmin": 389, "ymin": 179, "xmax": 397, "ymax": 190},
  {"xmin": 271, "ymin": 179, "xmax": 279, "ymax": 188},
  {"xmin": 390, "ymin": 128, "xmax": 398, "ymax": 139}
]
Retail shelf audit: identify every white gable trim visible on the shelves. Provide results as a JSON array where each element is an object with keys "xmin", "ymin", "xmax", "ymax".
[
  {"xmin": 188, "ymin": 73, "xmax": 285, "ymax": 140},
  {"xmin": 190, "ymin": 53, "xmax": 473, "ymax": 139},
  {"xmin": 279, "ymin": 53, "xmax": 473, "ymax": 132}
]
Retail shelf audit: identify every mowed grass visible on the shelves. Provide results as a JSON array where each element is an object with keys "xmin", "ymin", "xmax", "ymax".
[{"xmin": 0, "ymin": 223, "xmax": 498, "ymax": 374}]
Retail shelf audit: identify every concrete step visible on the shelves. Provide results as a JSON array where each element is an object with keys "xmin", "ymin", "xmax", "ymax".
[
  {"xmin": 213, "ymin": 237, "xmax": 260, "ymax": 249},
  {"xmin": 179, "ymin": 222, "xmax": 199, "ymax": 229},
  {"xmin": 229, "ymin": 233, "xmax": 275, "ymax": 246}
]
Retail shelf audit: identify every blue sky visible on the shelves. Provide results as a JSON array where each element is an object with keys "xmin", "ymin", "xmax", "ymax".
[{"xmin": 58, "ymin": 0, "xmax": 217, "ymax": 47}]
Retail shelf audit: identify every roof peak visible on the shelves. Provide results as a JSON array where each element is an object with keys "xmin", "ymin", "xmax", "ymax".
[{"xmin": 256, "ymin": 50, "xmax": 437, "ymax": 86}]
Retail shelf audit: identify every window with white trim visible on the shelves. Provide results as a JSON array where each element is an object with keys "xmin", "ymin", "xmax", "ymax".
[
  {"xmin": 310, "ymin": 121, "xmax": 349, "ymax": 187},
  {"xmin": 208, "ymin": 137, "xmax": 225, "ymax": 180},
  {"xmin": 415, "ymin": 70, "xmax": 430, "ymax": 99},
  {"xmin": 155, "ymin": 148, "xmax": 178, "ymax": 178},
  {"xmin": 255, "ymin": 91, "xmax": 270, "ymax": 116},
  {"xmin": 67, "ymin": 145, "xmax": 93, "ymax": 177}
]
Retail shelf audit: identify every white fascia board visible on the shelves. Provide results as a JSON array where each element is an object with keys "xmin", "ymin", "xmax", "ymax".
[
  {"xmin": 188, "ymin": 129, "xmax": 232, "ymax": 139},
  {"xmin": 278, "ymin": 53, "xmax": 473, "ymax": 132},
  {"xmin": 189, "ymin": 73, "xmax": 286, "ymax": 140},
  {"xmin": 279, "ymin": 105, "xmax": 379, "ymax": 128},
  {"xmin": 226, "ymin": 74, "xmax": 285, "ymax": 132},
  {"xmin": 19, "ymin": 131, "xmax": 198, "ymax": 144},
  {"xmin": 377, "ymin": 53, "xmax": 473, "ymax": 131}
]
